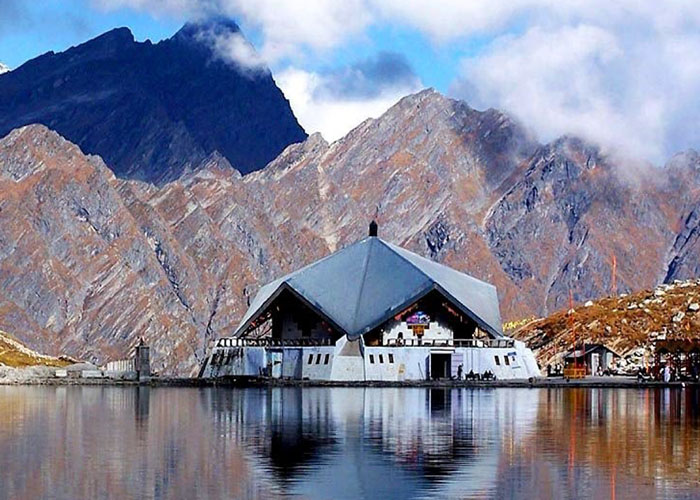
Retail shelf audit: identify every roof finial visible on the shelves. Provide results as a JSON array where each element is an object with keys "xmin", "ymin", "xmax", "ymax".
[{"xmin": 369, "ymin": 220, "xmax": 378, "ymax": 237}]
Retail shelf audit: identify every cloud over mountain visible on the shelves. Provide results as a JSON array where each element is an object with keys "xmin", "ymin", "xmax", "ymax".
[
  {"xmin": 92, "ymin": 0, "xmax": 700, "ymax": 161},
  {"xmin": 313, "ymin": 51, "xmax": 419, "ymax": 101},
  {"xmin": 276, "ymin": 53, "xmax": 422, "ymax": 141}
]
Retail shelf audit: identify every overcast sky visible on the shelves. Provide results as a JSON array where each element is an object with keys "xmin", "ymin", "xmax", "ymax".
[{"xmin": 2, "ymin": 0, "xmax": 700, "ymax": 163}]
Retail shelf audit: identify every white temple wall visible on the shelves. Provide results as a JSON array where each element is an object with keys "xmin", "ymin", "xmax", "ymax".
[
  {"xmin": 203, "ymin": 341, "xmax": 541, "ymax": 380},
  {"xmin": 330, "ymin": 337, "xmax": 366, "ymax": 381},
  {"xmin": 297, "ymin": 347, "xmax": 335, "ymax": 379}
]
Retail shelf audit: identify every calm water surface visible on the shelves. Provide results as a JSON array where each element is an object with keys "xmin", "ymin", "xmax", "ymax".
[{"xmin": 0, "ymin": 386, "xmax": 699, "ymax": 499}]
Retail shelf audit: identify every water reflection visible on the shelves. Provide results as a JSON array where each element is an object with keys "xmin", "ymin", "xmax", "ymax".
[{"xmin": 0, "ymin": 386, "xmax": 698, "ymax": 499}]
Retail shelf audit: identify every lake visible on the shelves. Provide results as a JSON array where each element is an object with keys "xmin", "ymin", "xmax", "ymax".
[{"xmin": 0, "ymin": 386, "xmax": 698, "ymax": 499}]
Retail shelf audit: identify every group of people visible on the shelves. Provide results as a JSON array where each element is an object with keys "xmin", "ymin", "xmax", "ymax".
[
  {"xmin": 636, "ymin": 364, "xmax": 700, "ymax": 382},
  {"xmin": 546, "ymin": 364, "xmax": 564, "ymax": 377},
  {"xmin": 455, "ymin": 364, "xmax": 496, "ymax": 381}
]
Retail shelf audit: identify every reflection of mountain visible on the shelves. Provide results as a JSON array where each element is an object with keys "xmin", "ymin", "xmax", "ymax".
[
  {"xmin": 1, "ymin": 387, "xmax": 700, "ymax": 499},
  {"xmin": 0, "ymin": 386, "xmax": 276, "ymax": 499},
  {"xmin": 491, "ymin": 388, "xmax": 700, "ymax": 499}
]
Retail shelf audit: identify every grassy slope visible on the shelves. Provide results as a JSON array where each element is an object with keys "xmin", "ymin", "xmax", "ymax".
[{"xmin": 0, "ymin": 330, "xmax": 72, "ymax": 368}]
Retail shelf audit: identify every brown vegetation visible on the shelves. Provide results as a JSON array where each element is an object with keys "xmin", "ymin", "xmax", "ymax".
[
  {"xmin": 513, "ymin": 279, "xmax": 700, "ymax": 367},
  {"xmin": 0, "ymin": 331, "xmax": 72, "ymax": 368}
]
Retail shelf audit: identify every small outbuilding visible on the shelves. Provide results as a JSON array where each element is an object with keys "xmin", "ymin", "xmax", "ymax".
[{"xmin": 564, "ymin": 344, "xmax": 621, "ymax": 375}]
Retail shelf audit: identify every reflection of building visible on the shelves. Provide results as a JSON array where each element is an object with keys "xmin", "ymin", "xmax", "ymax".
[
  {"xmin": 207, "ymin": 387, "xmax": 540, "ymax": 499},
  {"xmin": 201, "ymin": 223, "xmax": 540, "ymax": 381}
]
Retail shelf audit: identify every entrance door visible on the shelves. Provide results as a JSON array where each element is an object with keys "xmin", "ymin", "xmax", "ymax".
[
  {"xmin": 268, "ymin": 350, "xmax": 283, "ymax": 379},
  {"xmin": 591, "ymin": 353, "xmax": 600, "ymax": 376},
  {"xmin": 430, "ymin": 353, "xmax": 452, "ymax": 379}
]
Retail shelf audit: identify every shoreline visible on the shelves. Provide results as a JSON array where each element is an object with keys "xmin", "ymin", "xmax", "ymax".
[{"xmin": 1, "ymin": 376, "xmax": 698, "ymax": 389}]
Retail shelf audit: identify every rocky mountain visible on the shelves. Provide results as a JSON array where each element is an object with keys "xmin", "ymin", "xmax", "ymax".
[
  {"xmin": 0, "ymin": 124, "xmax": 325, "ymax": 374},
  {"xmin": 0, "ymin": 21, "xmax": 306, "ymax": 184},
  {"xmin": 0, "ymin": 63, "xmax": 9, "ymax": 75},
  {"xmin": 663, "ymin": 150, "xmax": 700, "ymax": 281},
  {"xmin": 0, "ymin": 89, "xmax": 699, "ymax": 374}
]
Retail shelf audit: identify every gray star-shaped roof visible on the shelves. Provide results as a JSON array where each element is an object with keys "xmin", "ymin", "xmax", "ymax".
[{"xmin": 235, "ymin": 237, "xmax": 503, "ymax": 339}]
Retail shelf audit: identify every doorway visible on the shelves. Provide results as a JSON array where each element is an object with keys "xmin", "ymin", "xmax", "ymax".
[
  {"xmin": 430, "ymin": 353, "xmax": 452, "ymax": 379},
  {"xmin": 268, "ymin": 350, "xmax": 283, "ymax": 379}
]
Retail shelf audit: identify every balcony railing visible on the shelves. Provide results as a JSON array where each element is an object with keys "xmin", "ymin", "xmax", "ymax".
[
  {"xmin": 216, "ymin": 337, "xmax": 334, "ymax": 348},
  {"xmin": 215, "ymin": 337, "xmax": 514, "ymax": 349},
  {"xmin": 380, "ymin": 338, "xmax": 515, "ymax": 348}
]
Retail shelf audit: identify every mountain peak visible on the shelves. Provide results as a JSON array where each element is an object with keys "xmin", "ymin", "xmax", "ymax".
[
  {"xmin": 88, "ymin": 27, "xmax": 135, "ymax": 49},
  {"xmin": 173, "ymin": 18, "xmax": 242, "ymax": 43},
  {"xmin": 0, "ymin": 22, "xmax": 306, "ymax": 184},
  {"xmin": 666, "ymin": 149, "xmax": 700, "ymax": 179},
  {"xmin": 400, "ymin": 87, "xmax": 444, "ymax": 105}
]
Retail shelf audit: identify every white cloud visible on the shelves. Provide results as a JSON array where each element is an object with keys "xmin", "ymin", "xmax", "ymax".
[
  {"xmin": 451, "ymin": 20, "xmax": 700, "ymax": 162},
  {"xmin": 276, "ymin": 66, "xmax": 421, "ymax": 142},
  {"xmin": 94, "ymin": 0, "xmax": 373, "ymax": 62},
  {"xmin": 219, "ymin": 0, "xmax": 373, "ymax": 63},
  {"xmin": 202, "ymin": 29, "xmax": 267, "ymax": 72},
  {"xmin": 91, "ymin": 0, "xmax": 700, "ymax": 159}
]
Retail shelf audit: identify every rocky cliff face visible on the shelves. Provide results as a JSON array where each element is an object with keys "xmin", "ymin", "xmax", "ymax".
[
  {"xmin": 1, "ymin": 90, "xmax": 699, "ymax": 374},
  {"xmin": 663, "ymin": 150, "xmax": 700, "ymax": 281},
  {"xmin": 0, "ymin": 21, "xmax": 306, "ymax": 184}
]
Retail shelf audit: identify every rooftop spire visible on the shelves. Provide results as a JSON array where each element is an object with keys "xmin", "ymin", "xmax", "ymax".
[{"xmin": 369, "ymin": 220, "xmax": 378, "ymax": 237}]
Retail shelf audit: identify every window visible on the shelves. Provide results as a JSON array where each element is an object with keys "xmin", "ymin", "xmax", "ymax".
[
  {"xmin": 316, "ymin": 353, "xmax": 322, "ymax": 364},
  {"xmin": 324, "ymin": 354, "xmax": 330, "ymax": 365},
  {"xmin": 494, "ymin": 355, "xmax": 501, "ymax": 366},
  {"xmin": 369, "ymin": 354, "xmax": 375, "ymax": 364},
  {"xmin": 389, "ymin": 353, "xmax": 394, "ymax": 364},
  {"xmin": 308, "ymin": 354, "xmax": 313, "ymax": 364},
  {"xmin": 504, "ymin": 355, "xmax": 510, "ymax": 366},
  {"xmin": 379, "ymin": 354, "xmax": 384, "ymax": 364}
]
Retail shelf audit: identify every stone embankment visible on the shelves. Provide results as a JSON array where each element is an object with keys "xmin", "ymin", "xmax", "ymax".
[{"xmin": 2, "ymin": 373, "xmax": 697, "ymax": 388}]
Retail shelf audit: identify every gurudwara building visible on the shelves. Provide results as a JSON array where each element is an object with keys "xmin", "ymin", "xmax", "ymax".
[{"xmin": 200, "ymin": 223, "xmax": 540, "ymax": 381}]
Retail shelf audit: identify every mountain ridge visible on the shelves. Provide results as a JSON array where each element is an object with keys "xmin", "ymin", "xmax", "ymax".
[{"xmin": 0, "ymin": 88, "xmax": 699, "ymax": 374}]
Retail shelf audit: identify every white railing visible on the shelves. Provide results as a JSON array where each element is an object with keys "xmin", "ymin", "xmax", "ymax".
[
  {"xmin": 216, "ymin": 337, "xmax": 334, "ymax": 348},
  {"xmin": 104, "ymin": 359, "xmax": 135, "ymax": 371},
  {"xmin": 214, "ymin": 336, "xmax": 514, "ymax": 349},
  {"xmin": 381, "ymin": 338, "xmax": 515, "ymax": 348}
]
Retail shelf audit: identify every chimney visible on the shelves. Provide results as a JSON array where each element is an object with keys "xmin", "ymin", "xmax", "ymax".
[{"xmin": 369, "ymin": 220, "xmax": 378, "ymax": 237}]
